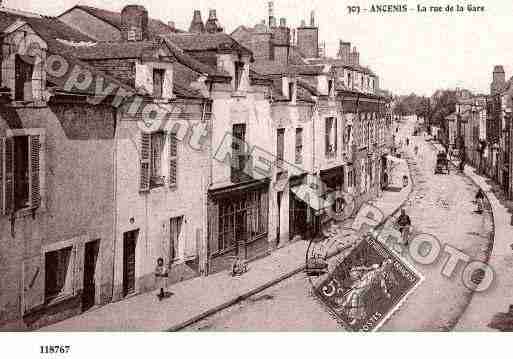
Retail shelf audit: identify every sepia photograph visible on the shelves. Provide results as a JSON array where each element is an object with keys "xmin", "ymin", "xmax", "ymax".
[{"xmin": 0, "ymin": 0, "xmax": 512, "ymax": 356}]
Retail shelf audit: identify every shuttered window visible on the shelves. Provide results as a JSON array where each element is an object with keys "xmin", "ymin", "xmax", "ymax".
[
  {"xmin": 139, "ymin": 132, "xmax": 151, "ymax": 192},
  {"xmin": 0, "ymin": 133, "xmax": 42, "ymax": 215},
  {"xmin": 295, "ymin": 128, "xmax": 303, "ymax": 164},
  {"xmin": 169, "ymin": 132, "xmax": 178, "ymax": 187},
  {"xmin": 325, "ymin": 117, "xmax": 337, "ymax": 156}
]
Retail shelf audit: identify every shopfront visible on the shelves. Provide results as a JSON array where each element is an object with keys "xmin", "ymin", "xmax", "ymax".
[{"xmin": 207, "ymin": 180, "xmax": 269, "ymax": 274}]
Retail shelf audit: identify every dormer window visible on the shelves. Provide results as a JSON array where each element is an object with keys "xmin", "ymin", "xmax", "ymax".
[
  {"xmin": 153, "ymin": 68, "xmax": 165, "ymax": 98},
  {"xmin": 234, "ymin": 61, "xmax": 244, "ymax": 91},
  {"xmin": 15, "ymin": 54, "xmax": 34, "ymax": 102},
  {"xmin": 127, "ymin": 26, "xmax": 137, "ymax": 41}
]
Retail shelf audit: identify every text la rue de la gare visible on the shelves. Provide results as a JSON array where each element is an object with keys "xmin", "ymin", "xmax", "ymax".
[{"xmin": 346, "ymin": 4, "xmax": 486, "ymax": 14}]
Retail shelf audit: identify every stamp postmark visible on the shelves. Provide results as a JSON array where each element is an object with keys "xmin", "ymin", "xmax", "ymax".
[{"xmin": 311, "ymin": 234, "xmax": 423, "ymax": 331}]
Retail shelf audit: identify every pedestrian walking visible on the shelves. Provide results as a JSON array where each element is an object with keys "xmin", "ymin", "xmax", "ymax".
[
  {"xmin": 155, "ymin": 258, "xmax": 168, "ymax": 300},
  {"xmin": 475, "ymin": 189, "xmax": 485, "ymax": 214},
  {"xmin": 396, "ymin": 209, "xmax": 412, "ymax": 245},
  {"xmin": 414, "ymin": 145, "xmax": 419, "ymax": 156},
  {"xmin": 406, "ymin": 138, "xmax": 410, "ymax": 146}
]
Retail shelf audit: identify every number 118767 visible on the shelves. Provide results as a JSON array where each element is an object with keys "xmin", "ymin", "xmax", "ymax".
[{"xmin": 40, "ymin": 345, "xmax": 71, "ymax": 354}]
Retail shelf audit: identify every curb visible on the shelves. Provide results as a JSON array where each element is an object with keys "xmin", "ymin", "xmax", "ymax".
[
  {"xmin": 170, "ymin": 151, "xmax": 415, "ymax": 332},
  {"xmin": 167, "ymin": 264, "xmax": 306, "ymax": 331},
  {"xmin": 427, "ymin": 140, "xmax": 496, "ymax": 330}
]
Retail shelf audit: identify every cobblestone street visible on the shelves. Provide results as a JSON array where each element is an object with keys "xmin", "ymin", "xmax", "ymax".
[{"xmin": 186, "ymin": 117, "xmax": 495, "ymax": 331}]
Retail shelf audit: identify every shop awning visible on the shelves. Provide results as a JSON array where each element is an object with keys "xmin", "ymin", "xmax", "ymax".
[{"xmin": 291, "ymin": 184, "xmax": 334, "ymax": 212}]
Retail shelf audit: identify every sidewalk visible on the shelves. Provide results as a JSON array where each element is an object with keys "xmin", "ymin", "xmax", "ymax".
[
  {"xmin": 42, "ymin": 161, "xmax": 412, "ymax": 332},
  {"xmin": 430, "ymin": 140, "xmax": 513, "ymax": 330}
]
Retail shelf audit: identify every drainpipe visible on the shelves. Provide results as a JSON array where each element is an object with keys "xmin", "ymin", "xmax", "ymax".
[{"xmin": 111, "ymin": 110, "xmax": 118, "ymax": 302}]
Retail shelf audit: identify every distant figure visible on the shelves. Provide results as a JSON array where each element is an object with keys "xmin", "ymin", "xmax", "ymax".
[
  {"xmin": 414, "ymin": 145, "xmax": 419, "ymax": 156},
  {"xmin": 155, "ymin": 258, "xmax": 168, "ymax": 300},
  {"xmin": 396, "ymin": 209, "xmax": 412, "ymax": 245},
  {"xmin": 406, "ymin": 138, "xmax": 410, "ymax": 146}
]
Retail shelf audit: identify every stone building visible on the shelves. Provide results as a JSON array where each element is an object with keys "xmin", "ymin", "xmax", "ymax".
[{"xmin": 0, "ymin": 5, "xmax": 214, "ymax": 329}]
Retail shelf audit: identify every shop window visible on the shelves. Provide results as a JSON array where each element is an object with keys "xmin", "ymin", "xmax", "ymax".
[{"xmin": 217, "ymin": 191, "xmax": 265, "ymax": 253}]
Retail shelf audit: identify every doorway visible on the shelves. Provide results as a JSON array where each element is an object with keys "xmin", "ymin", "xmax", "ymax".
[
  {"xmin": 169, "ymin": 216, "xmax": 183, "ymax": 266},
  {"xmin": 123, "ymin": 230, "xmax": 138, "ymax": 297},
  {"xmin": 276, "ymin": 191, "xmax": 283, "ymax": 246},
  {"xmin": 82, "ymin": 240, "xmax": 100, "ymax": 312},
  {"xmin": 235, "ymin": 211, "xmax": 247, "ymax": 258}
]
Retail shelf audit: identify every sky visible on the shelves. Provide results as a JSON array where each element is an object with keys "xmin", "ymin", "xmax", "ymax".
[{"xmin": 5, "ymin": 0, "xmax": 513, "ymax": 96}]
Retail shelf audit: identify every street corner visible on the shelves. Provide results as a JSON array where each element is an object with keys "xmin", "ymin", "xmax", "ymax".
[{"xmin": 312, "ymin": 236, "xmax": 423, "ymax": 331}]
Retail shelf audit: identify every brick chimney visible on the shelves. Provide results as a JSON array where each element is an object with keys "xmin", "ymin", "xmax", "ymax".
[
  {"xmin": 272, "ymin": 18, "xmax": 290, "ymax": 63},
  {"xmin": 296, "ymin": 11, "xmax": 319, "ymax": 58},
  {"xmin": 121, "ymin": 5, "xmax": 149, "ymax": 41},
  {"xmin": 337, "ymin": 40, "xmax": 351, "ymax": 63},
  {"xmin": 268, "ymin": 1, "xmax": 276, "ymax": 28},
  {"xmin": 349, "ymin": 46, "xmax": 360, "ymax": 66},
  {"xmin": 205, "ymin": 9, "xmax": 224, "ymax": 33},
  {"xmin": 491, "ymin": 65, "xmax": 506, "ymax": 95},
  {"xmin": 189, "ymin": 10, "xmax": 205, "ymax": 33}
]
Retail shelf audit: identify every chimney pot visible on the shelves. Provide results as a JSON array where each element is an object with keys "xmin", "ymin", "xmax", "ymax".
[
  {"xmin": 209, "ymin": 9, "xmax": 217, "ymax": 19},
  {"xmin": 300, "ymin": 19, "xmax": 306, "ymax": 27},
  {"xmin": 280, "ymin": 17, "xmax": 286, "ymax": 27},
  {"xmin": 189, "ymin": 9, "xmax": 205, "ymax": 33},
  {"xmin": 310, "ymin": 10, "xmax": 315, "ymax": 27},
  {"xmin": 168, "ymin": 21, "xmax": 175, "ymax": 30}
]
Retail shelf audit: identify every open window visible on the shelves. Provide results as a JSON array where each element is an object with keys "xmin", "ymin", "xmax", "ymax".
[
  {"xmin": 234, "ymin": 61, "xmax": 244, "ymax": 91},
  {"xmin": 153, "ymin": 68, "xmax": 165, "ymax": 99},
  {"xmin": 288, "ymin": 80, "xmax": 296, "ymax": 102},
  {"xmin": 15, "ymin": 54, "xmax": 34, "ymax": 102},
  {"xmin": 325, "ymin": 117, "xmax": 337, "ymax": 157},
  {"xmin": 44, "ymin": 246, "xmax": 74, "ymax": 302},
  {"xmin": 328, "ymin": 79, "xmax": 334, "ymax": 97}
]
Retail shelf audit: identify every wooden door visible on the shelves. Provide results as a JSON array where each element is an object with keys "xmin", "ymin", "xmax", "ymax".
[
  {"xmin": 82, "ymin": 240, "xmax": 99, "ymax": 311},
  {"xmin": 123, "ymin": 231, "xmax": 137, "ymax": 297}
]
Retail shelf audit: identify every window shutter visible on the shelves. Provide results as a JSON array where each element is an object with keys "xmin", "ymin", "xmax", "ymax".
[
  {"xmin": 23, "ymin": 255, "xmax": 44, "ymax": 314},
  {"xmin": 4, "ymin": 137, "xmax": 14, "ymax": 214},
  {"xmin": 140, "ymin": 132, "xmax": 151, "ymax": 192},
  {"xmin": 208, "ymin": 202, "xmax": 219, "ymax": 257},
  {"xmin": 325, "ymin": 118, "xmax": 329, "ymax": 155},
  {"xmin": 169, "ymin": 132, "xmax": 177, "ymax": 187},
  {"xmin": 0, "ymin": 138, "xmax": 4, "ymax": 215},
  {"xmin": 30, "ymin": 135, "xmax": 41, "ymax": 209}
]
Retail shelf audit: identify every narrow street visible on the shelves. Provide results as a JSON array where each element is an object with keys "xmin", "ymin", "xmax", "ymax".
[{"xmin": 185, "ymin": 117, "xmax": 494, "ymax": 331}]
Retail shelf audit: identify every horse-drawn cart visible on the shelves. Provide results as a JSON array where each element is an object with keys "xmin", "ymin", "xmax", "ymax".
[{"xmin": 434, "ymin": 152, "xmax": 450, "ymax": 174}]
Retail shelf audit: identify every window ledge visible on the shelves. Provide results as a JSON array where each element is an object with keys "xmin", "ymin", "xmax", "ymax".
[{"xmin": 45, "ymin": 292, "xmax": 76, "ymax": 307}]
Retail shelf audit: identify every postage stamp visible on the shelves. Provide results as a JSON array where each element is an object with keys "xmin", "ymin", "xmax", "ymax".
[{"xmin": 313, "ymin": 234, "xmax": 423, "ymax": 332}]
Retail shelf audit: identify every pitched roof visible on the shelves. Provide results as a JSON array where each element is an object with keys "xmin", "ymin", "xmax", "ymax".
[
  {"xmin": 0, "ymin": 10, "xmax": 205, "ymax": 101},
  {"xmin": 165, "ymin": 33, "xmax": 253, "ymax": 57},
  {"xmin": 60, "ymin": 40, "xmax": 161, "ymax": 60},
  {"xmin": 65, "ymin": 5, "xmax": 184, "ymax": 35},
  {"xmin": 251, "ymin": 61, "xmax": 295, "ymax": 76}
]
